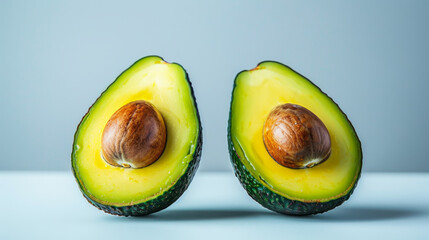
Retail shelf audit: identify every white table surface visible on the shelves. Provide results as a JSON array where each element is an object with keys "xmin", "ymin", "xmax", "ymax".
[{"xmin": 1, "ymin": 171, "xmax": 428, "ymax": 239}]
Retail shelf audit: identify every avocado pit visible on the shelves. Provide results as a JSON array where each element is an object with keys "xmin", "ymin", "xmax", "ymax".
[
  {"xmin": 101, "ymin": 100, "xmax": 167, "ymax": 169},
  {"xmin": 263, "ymin": 103, "xmax": 331, "ymax": 169}
]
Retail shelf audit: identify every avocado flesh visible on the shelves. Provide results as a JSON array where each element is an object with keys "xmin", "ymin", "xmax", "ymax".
[
  {"xmin": 228, "ymin": 61, "xmax": 362, "ymax": 215},
  {"xmin": 72, "ymin": 56, "xmax": 201, "ymax": 215}
]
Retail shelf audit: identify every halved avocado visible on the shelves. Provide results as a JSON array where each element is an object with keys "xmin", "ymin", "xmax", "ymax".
[
  {"xmin": 72, "ymin": 56, "xmax": 202, "ymax": 216},
  {"xmin": 228, "ymin": 61, "xmax": 362, "ymax": 215}
]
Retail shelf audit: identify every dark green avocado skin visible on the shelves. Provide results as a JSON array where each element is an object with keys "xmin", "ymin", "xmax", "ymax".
[
  {"xmin": 72, "ymin": 56, "xmax": 202, "ymax": 216},
  {"xmin": 227, "ymin": 62, "xmax": 362, "ymax": 216}
]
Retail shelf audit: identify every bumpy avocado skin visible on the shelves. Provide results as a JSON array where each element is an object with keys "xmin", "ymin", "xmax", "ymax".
[
  {"xmin": 72, "ymin": 56, "xmax": 202, "ymax": 216},
  {"xmin": 227, "ymin": 62, "xmax": 362, "ymax": 215}
]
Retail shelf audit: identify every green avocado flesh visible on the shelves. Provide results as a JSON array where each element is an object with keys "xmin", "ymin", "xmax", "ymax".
[
  {"xmin": 72, "ymin": 56, "xmax": 202, "ymax": 216},
  {"xmin": 228, "ymin": 61, "xmax": 362, "ymax": 215}
]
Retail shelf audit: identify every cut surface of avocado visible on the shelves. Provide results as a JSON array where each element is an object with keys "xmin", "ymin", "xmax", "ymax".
[
  {"xmin": 228, "ymin": 61, "xmax": 362, "ymax": 215},
  {"xmin": 72, "ymin": 56, "xmax": 201, "ymax": 216}
]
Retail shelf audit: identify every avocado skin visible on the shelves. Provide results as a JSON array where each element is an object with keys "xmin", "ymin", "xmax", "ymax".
[
  {"xmin": 72, "ymin": 56, "xmax": 202, "ymax": 216},
  {"xmin": 227, "ymin": 61, "xmax": 362, "ymax": 215}
]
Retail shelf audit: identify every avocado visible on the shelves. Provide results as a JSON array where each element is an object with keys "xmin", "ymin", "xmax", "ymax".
[
  {"xmin": 228, "ymin": 61, "xmax": 362, "ymax": 215},
  {"xmin": 72, "ymin": 56, "xmax": 202, "ymax": 216}
]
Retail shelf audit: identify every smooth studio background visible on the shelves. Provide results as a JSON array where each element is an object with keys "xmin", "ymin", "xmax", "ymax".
[{"xmin": 1, "ymin": 0, "xmax": 428, "ymax": 172}]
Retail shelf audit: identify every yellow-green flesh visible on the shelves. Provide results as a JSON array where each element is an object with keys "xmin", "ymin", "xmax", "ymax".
[
  {"xmin": 73, "ymin": 56, "xmax": 199, "ymax": 206},
  {"xmin": 230, "ymin": 62, "xmax": 361, "ymax": 202}
]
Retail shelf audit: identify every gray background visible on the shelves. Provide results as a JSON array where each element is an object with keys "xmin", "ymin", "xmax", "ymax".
[{"xmin": 1, "ymin": 0, "xmax": 428, "ymax": 172}]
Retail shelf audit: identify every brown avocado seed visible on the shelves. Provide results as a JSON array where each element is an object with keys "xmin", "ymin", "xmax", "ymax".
[
  {"xmin": 101, "ymin": 100, "xmax": 167, "ymax": 169},
  {"xmin": 263, "ymin": 103, "xmax": 331, "ymax": 169}
]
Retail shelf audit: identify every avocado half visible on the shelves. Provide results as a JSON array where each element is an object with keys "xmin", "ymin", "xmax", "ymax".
[
  {"xmin": 72, "ymin": 56, "xmax": 202, "ymax": 216},
  {"xmin": 228, "ymin": 61, "xmax": 362, "ymax": 215}
]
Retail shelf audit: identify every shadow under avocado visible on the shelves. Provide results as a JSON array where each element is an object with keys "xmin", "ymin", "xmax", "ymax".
[
  {"xmin": 105, "ymin": 209, "xmax": 275, "ymax": 221},
  {"xmin": 153, "ymin": 209, "xmax": 276, "ymax": 221},
  {"xmin": 104, "ymin": 206, "xmax": 425, "ymax": 222},
  {"xmin": 309, "ymin": 206, "xmax": 425, "ymax": 222}
]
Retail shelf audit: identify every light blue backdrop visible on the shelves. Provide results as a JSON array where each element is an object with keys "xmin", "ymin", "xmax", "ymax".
[{"xmin": 1, "ymin": 0, "xmax": 428, "ymax": 171}]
